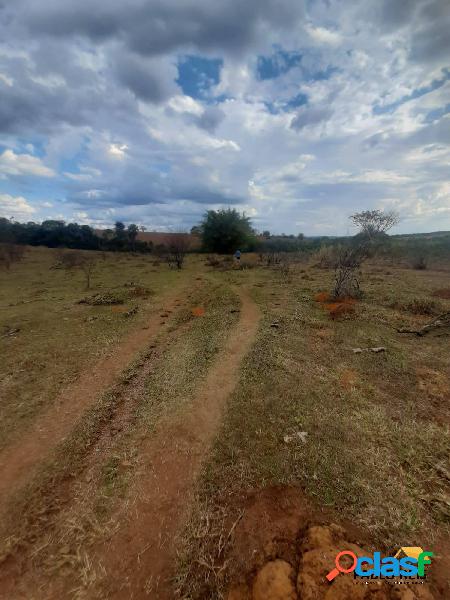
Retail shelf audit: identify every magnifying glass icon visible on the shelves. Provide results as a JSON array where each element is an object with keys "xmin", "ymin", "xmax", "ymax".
[{"xmin": 326, "ymin": 550, "xmax": 358, "ymax": 581}]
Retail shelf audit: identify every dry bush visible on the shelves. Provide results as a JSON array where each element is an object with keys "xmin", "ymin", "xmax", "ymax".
[
  {"xmin": 411, "ymin": 254, "xmax": 428, "ymax": 270},
  {"xmin": 165, "ymin": 233, "xmax": 191, "ymax": 269},
  {"xmin": 391, "ymin": 298, "xmax": 442, "ymax": 316},
  {"xmin": 0, "ymin": 243, "xmax": 25, "ymax": 270},
  {"xmin": 58, "ymin": 250, "xmax": 98, "ymax": 289},
  {"xmin": 332, "ymin": 245, "xmax": 364, "ymax": 299},
  {"xmin": 205, "ymin": 255, "xmax": 221, "ymax": 268},
  {"xmin": 312, "ymin": 245, "xmax": 339, "ymax": 269},
  {"xmin": 205, "ymin": 255, "xmax": 234, "ymax": 271}
]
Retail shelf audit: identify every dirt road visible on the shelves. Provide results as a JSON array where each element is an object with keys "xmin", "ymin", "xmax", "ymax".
[
  {"xmin": 0, "ymin": 284, "xmax": 188, "ymax": 517},
  {"xmin": 91, "ymin": 285, "xmax": 260, "ymax": 599}
]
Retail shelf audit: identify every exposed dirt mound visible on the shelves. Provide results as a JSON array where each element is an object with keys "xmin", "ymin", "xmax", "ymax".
[
  {"xmin": 225, "ymin": 487, "xmax": 443, "ymax": 600},
  {"xmin": 314, "ymin": 291, "xmax": 356, "ymax": 319}
]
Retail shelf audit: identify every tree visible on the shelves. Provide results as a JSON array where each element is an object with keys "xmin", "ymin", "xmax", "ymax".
[
  {"xmin": 350, "ymin": 210, "xmax": 400, "ymax": 242},
  {"xmin": 127, "ymin": 224, "xmax": 139, "ymax": 253},
  {"xmin": 333, "ymin": 210, "xmax": 399, "ymax": 299},
  {"xmin": 200, "ymin": 209, "xmax": 256, "ymax": 253},
  {"xmin": 166, "ymin": 233, "xmax": 190, "ymax": 269},
  {"xmin": 60, "ymin": 250, "xmax": 97, "ymax": 289}
]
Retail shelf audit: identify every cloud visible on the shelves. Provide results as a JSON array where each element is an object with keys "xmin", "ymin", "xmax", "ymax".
[
  {"xmin": 290, "ymin": 106, "xmax": 333, "ymax": 130},
  {"xmin": 0, "ymin": 149, "xmax": 55, "ymax": 178},
  {"xmin": 0, "ymin": 0, "xmax": 448, "ymax": 234},
  {"xmin": 0, "ymin": 194, "xmax": 36, "ymax": 218},
  {"xmin": 113, "ymin": 51, "xmax": 178, "ymax": 103}
]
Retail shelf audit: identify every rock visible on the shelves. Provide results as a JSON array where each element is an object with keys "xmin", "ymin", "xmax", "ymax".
[
  {"xmin": 283, "ymin": 431, "xmax": 308, "ymax": 444},
  {"xmin": 252, "ymin": 560, "xmax": 296, "ymax": 600}
]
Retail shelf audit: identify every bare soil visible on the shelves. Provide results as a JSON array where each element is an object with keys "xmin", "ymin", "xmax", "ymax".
[
  {"xmin": 224, "ymin": 486, "xmax": 447, "ymax": 600},
  {"xmin": 91, "ymin": 285, "xmax": 260, "ymax": 599},
  {"xmin": 0, "ymin": 283, "xmax": 189, "ymax": 516}
]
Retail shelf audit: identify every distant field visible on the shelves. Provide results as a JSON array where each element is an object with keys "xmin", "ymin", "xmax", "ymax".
[{"xmin": 0, "ymin": 247, "xmax": 449, "ymax": 599}]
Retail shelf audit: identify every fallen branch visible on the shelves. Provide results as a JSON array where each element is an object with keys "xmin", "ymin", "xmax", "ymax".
[{"xmin": 397, "ymin": 312, "xmax": 450, "ymax": 336}]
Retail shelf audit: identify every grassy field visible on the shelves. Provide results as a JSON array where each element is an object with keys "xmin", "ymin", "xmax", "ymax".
[
  {"xmin": 177, "ymin": 260, "xmax": 450, "ymax": 598},
  {"xmin": 0, "ymin": 247, "xmax": 192, "ymax": 449},
  {"xmin": 0, "ymin": 247, "xmax": 449, "ymax": 599}
]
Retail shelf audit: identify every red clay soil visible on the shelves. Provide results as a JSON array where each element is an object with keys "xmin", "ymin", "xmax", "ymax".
[
  {"xmin": 225, "ymin": 486, "xmax": 448, "ymax": 600},
  {"xmin": 84, "ymin": 285, "xmax": 260, "ymax": 599},
  {"xmin": 0, "ymin": 283, "xmax": 190, "ymax": 517}
]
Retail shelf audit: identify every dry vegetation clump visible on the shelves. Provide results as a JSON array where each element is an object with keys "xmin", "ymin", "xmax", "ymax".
[
  {"xmin": 78, "ymin": 291, "xmax": 126, "ymax": 305},
  {"xmin": 391, "ymin": 298, "xmax": 443, "ymax": 316},
  {"xmin": 0, "ymin": 243, "xmax": 25, "ymax": 270},
  {"xmin": 124, "ymin": 284, "xmax": 153, "ymax": 298},
  {"xmin": 312, "ymin": 245, "xmax": 339, "ymax": 269},
  {"xmin": 205, "ymin": 255, "xmax": 234, "ymax": 270}
]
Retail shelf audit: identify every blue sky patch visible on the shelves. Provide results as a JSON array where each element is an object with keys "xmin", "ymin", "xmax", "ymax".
[
  {"xmin": 177, "ymin": 55, "xmax": 223, "ymax": 99},
  {"xmin": 257, "ymin": 49, "xmax": 302, "ymax": 80},
  {"xmin": 373, "ymin": 68, "xmax": 450, "ymax": 115}
]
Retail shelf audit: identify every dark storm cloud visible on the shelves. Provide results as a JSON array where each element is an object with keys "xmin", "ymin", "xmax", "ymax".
[
  {"xmin": 113, "ymin": 52, "xmax": 178, "ymax": 103},
  {"xmin": 23, "ymin": 0, "xmax": 305, "ymax": 56},
  {"xmin": 409, "ymin": 1, "xmax": 450, "ymax": 64}
]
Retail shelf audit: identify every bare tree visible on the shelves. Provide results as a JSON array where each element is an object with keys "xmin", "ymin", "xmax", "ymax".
[
  {"xmin": 166, "ymin": 233, "xmax": 190, "ymax": 270},
  {"xmin": 59, "ymin": 250, "xmax": 97, "ymax": 289},
  {"xmin": 333, "ymin": 210, "xmax": 399, "ymax": 299}
]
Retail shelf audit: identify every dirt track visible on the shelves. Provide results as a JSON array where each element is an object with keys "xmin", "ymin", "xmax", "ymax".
[
  {"xmin": 0, "ymin": 284, "xmax": 187, "ymax": 517},
  {"xmin": 92, "ymin": 285, "xmax": 260, "ymax": 599},
  {"xmin": 0, "ymin": 282, "xmax": 260, "ymax": 599}
]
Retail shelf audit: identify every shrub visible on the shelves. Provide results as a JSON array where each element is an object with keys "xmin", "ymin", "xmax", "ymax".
[
  {"xmin": 312, "ymin": 245, "xmax": 339, "ymax": 269},
  {"xmin": 411, "ymin": 254, "xmax": 428, "ymax": 270},
  {"xmin": 391, "ymin": 298, "xmax": 441, "ymax": 316}
]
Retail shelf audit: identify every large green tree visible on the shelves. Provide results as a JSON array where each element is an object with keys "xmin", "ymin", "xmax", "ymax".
[{"xmin": 200, "ymin": 209, "xmax": 256, "ymax": 253}]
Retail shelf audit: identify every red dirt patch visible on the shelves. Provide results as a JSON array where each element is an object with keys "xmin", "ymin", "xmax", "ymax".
[
  {"xmin": 314, "ymin": 291, "xmax": 332, "ymax": 303},
  {"xmin": 225, "ymin": 486, "xmax": 446, "ymax": 600},
  {"xmin": 314, "ymin": 291, "xmax": 356, "ymax": 319},
  {"xmin": 191, "ymin": 306, "xmax": 206, "ymax": 317},
  {"xmin": 340, "ymin": 369, "xmax": 358, "ymax": 391},
  {"xmin": 431, "ymin": 289, "xmax": 450, "ymax": 300}
]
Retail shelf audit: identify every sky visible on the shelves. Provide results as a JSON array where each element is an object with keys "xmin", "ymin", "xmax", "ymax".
[{"xmin": 0, "ymin": 0, "xmax": 449, "ymax": 236}]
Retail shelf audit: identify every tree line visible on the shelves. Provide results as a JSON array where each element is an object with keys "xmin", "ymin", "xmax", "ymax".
[{"xmin": 0, "ymin": 218, "xmax": 152, "ymax": 253}]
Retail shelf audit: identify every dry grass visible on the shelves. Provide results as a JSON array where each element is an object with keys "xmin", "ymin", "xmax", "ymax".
[
  {"xmin": 0, "ymin": 246, "xmax": 197, "ymax": 449},
  {"xmin": 0, "ymin": 274, "xmax": 241, "ymax": 598},
  {"xmin": 177, "ymin": 261, "xmax": 450, "ymax": 599}
]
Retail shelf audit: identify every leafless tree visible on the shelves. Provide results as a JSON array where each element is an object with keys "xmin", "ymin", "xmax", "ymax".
[
  {"xmin": 333, "ymin": 210, "xmax": 399, "ymax": 299},
  {"xmin": 59, "ymin": 250, "xmax": 97, "ymax": 289},
  {"xmin": 165, "ymin": 233, "xmax": 191, "ymax": 269}
]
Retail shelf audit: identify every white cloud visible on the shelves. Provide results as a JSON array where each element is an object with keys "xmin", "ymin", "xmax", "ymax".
[
  {"xmin": 0, "ymin": 194, "xmax": 36, "ymax": 218},
  {"xmin": 108, "ymin": 144, "xmax": 128, "ymax": 159},
  {"xmin": 0, "ymin": 150, "xmax": 55, "ymax": 178},
  {"xmin": 306, "ymin": 25, "xmax": 342, "ymax": 46}
]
